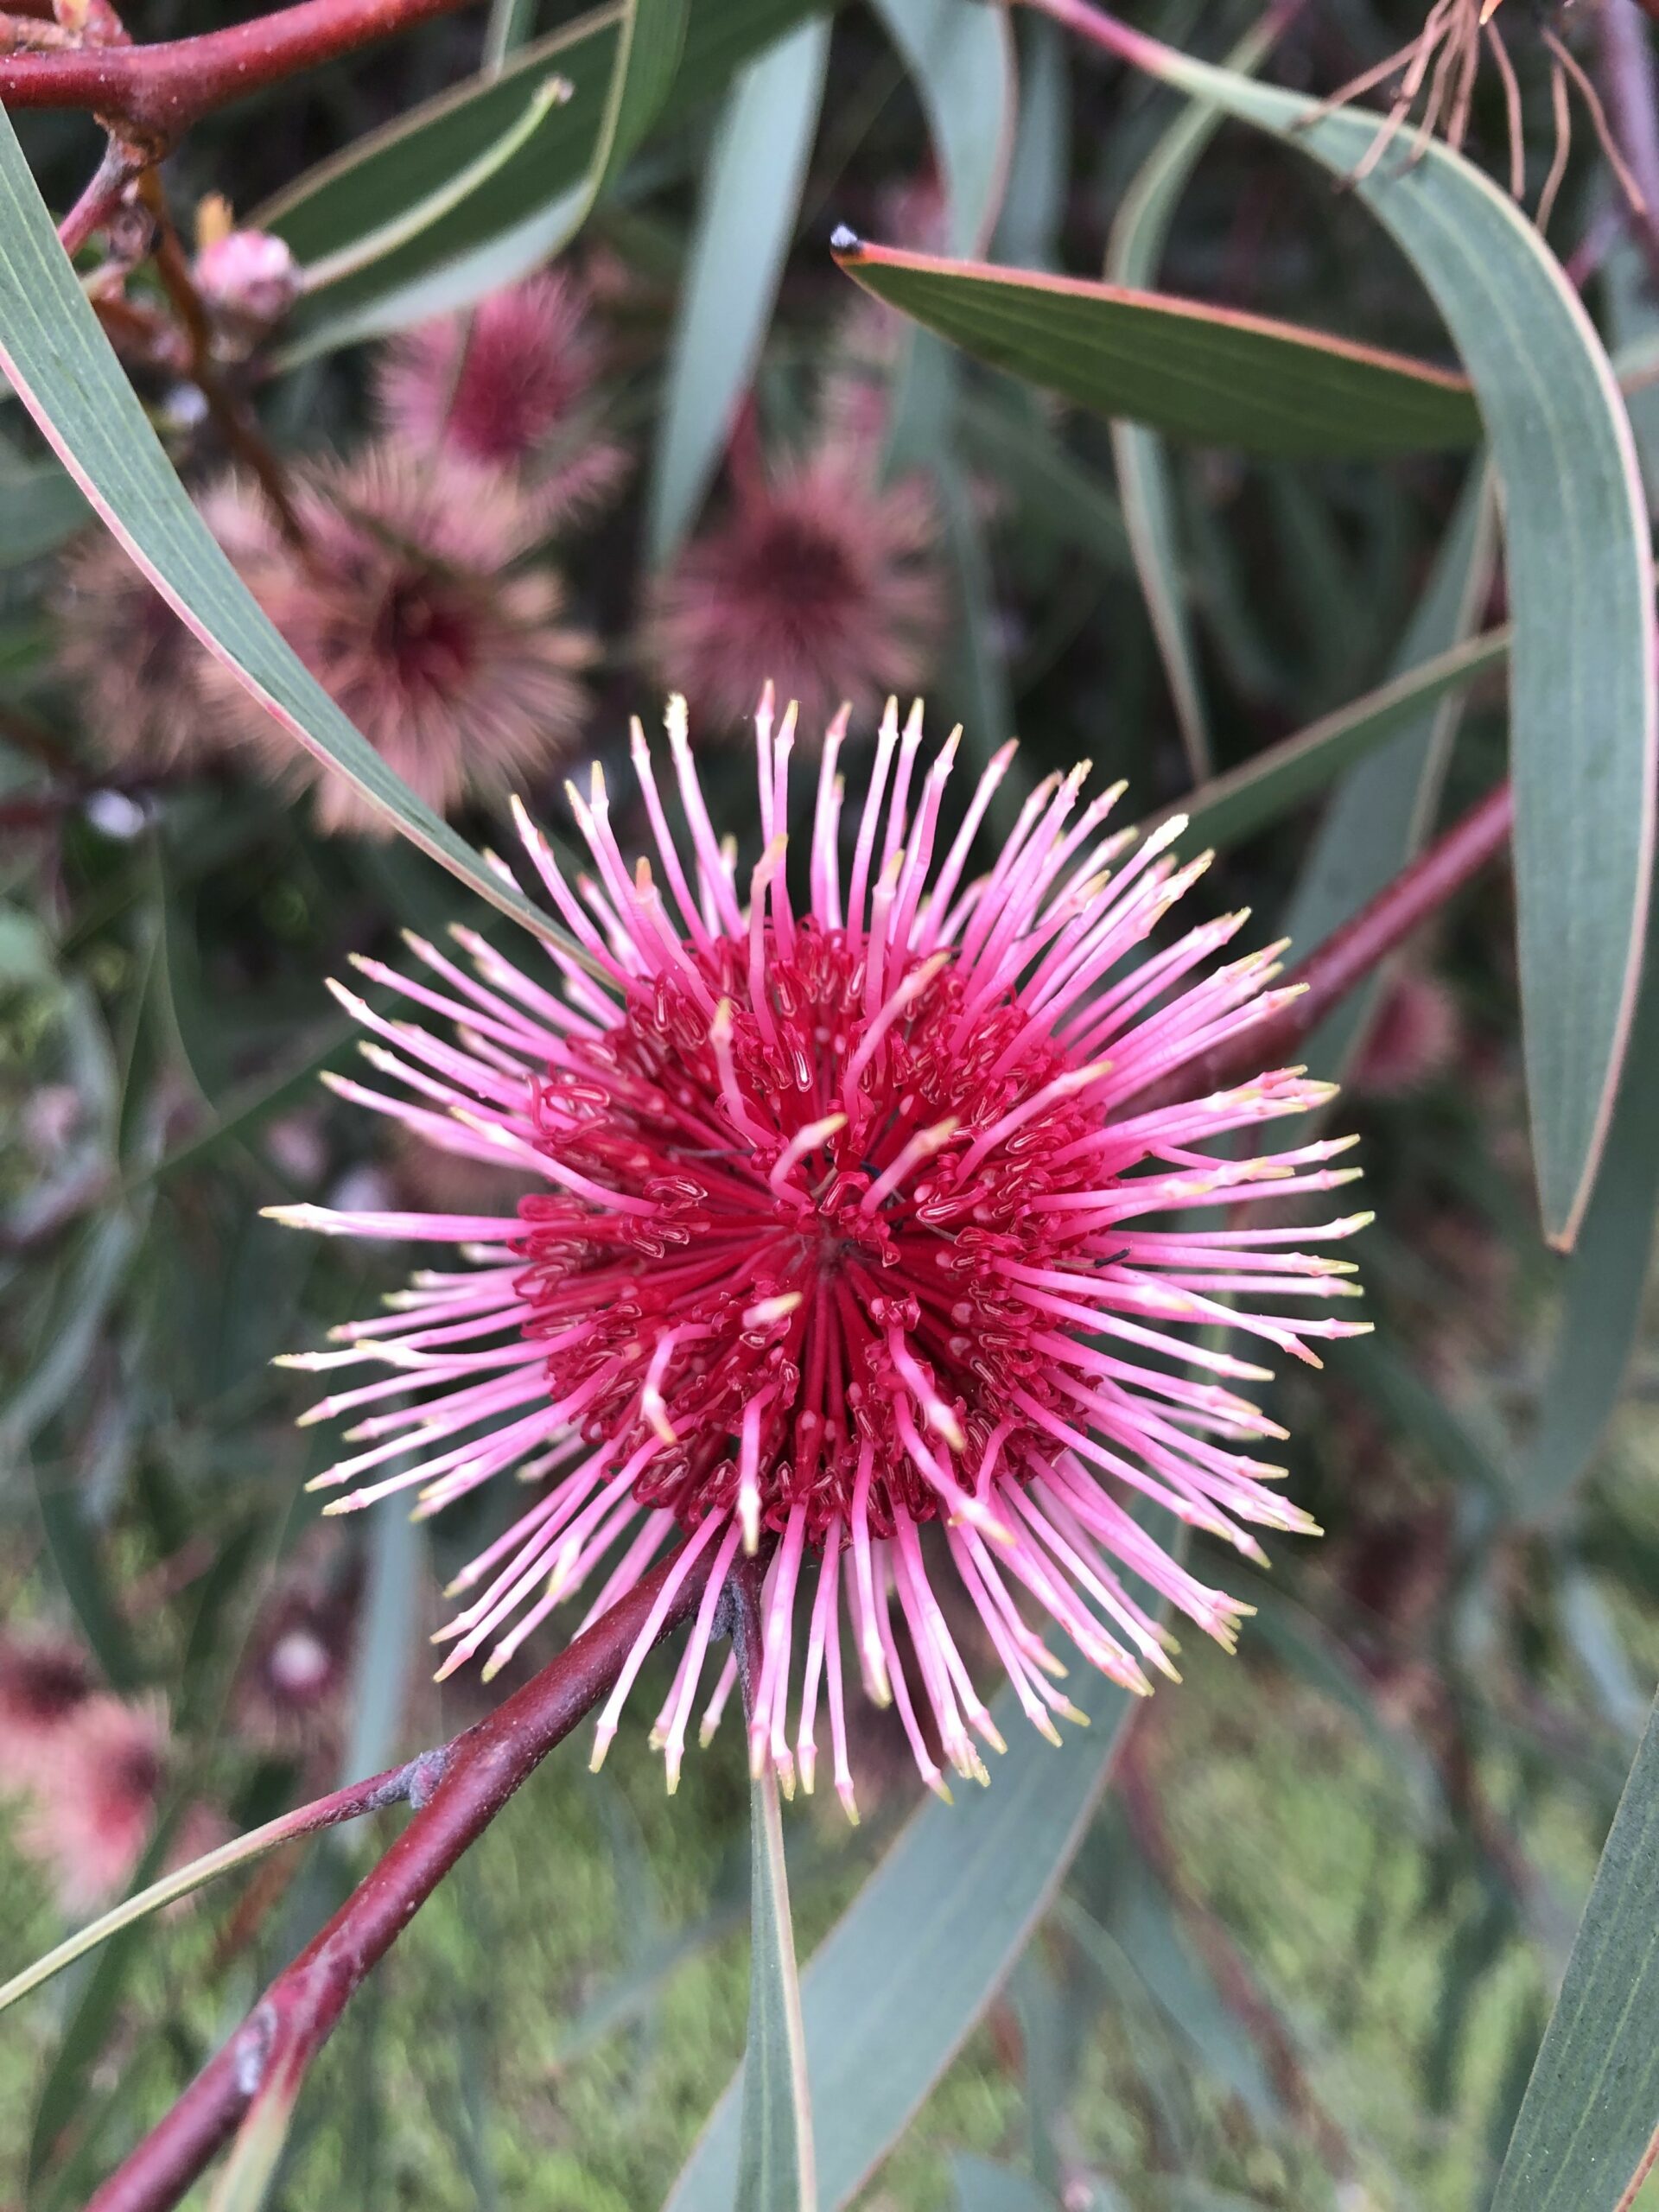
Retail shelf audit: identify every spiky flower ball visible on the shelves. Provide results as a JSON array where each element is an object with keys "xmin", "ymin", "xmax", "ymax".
[
  {"xmin": 54, "ymin": 531, "xmax": 226, "ymax": 776},
  {"xmin": 204, "ymin": 443, "xmax": 595, "ymax": 835},
  {"xmin": 645, "ymin": 450, "xmax": 945, "ymax": 734},
  {"xmin": 374, "ymin": 272, "xmax": 628, "ymax": 521},
  {"xmin": 270, "ymin": 696, "xmax": 1369, "ymax": 1810}
]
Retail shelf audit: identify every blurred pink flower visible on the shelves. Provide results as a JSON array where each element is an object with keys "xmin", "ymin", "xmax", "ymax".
[
  {"xmin": 20, "ymin": 1694, "xmax": 167, "ymax": 1914},
  {"xmin": 54, "ymin": 531, "xmax": 226, "ymax": 775},
  {"xmin": 234, "ymin": 1560, "xmax": 356, "ymax": 1756},
  {"xmin": 193, "ymin": 228, "xmax": 302, "ymax": 356},
  {"xmin": 270, "ymin": 696, "xmax": 1369, "ymax": 1812},
  {"xmin": 204, "ymin": 443, "xmax": 596, "ymax": 835},
  {"xmin": 1352, "ymin": 970, "xmax": 1460, "ymax": 1097},
  {"xmin": 645, "ymin": 448, "xmax": 946, "ymax": 734},
  {"xmin": 0, "ymin": 1630, "xmax": 92, "ymax": 1788},
  {"xmin": 375, "ymin": 272, "xmax": 628, "ymax": 520}
]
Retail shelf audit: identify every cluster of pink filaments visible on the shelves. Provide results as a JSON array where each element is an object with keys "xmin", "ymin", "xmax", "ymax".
[{"xmin": 270, "ymin": 695, "xmax": 1371, "ymax": 1813}]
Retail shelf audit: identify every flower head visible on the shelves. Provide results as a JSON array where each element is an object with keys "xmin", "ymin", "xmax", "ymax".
[
  {"xmin": 270, "ymin": 696, "xmax": 1369, "ymax": 1812},
  {"xmin": 193, "ymin": 226, "xmax": 302, "ymax": 358},
  {"xmin": 235, "ymin": 1556, "xmax": 355, "ymax": 1755},
  {"xmin": 19, "ymin": 1694, "xmax": 168, "ymax": 1912},
  {"xmin": 645, "ymin": 451, "xmax": 946, "ymax": 734},
  {"xmin": 54, "ymin": 531, "xmax": 226, "ymax": 775},
  {"xmin": 204, "ymin": 443, "xmax": 596, "ymax": 835},
  {"xmin": 0, "ymin": 1630, "xmax": 92, "ymax": 1789},
  {"xmin": 374, "ymin": 272, "xmax": 628, "ymax": 521}
]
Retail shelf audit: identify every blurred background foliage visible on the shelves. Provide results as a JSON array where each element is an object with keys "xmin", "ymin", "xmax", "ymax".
[{"xmin": 3, "ymin": 0, "xmax": 1659, "ymax": 2202}]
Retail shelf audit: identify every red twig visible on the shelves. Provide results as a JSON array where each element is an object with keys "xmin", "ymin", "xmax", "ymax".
[
  {"xmin": 55, "ymin": 135, "xmax": 143, "ymax": 255},
  {"xmin": 1121, "ymin": 779, "xmax": 1515, "ymax": 1114},
  {"xmin": 82, "ymin": 1540, "xmax": 719, "ymax": 2212},
  {"xmin": 0, "ymin": 0, "xmax": 478, "ymax": 150}
]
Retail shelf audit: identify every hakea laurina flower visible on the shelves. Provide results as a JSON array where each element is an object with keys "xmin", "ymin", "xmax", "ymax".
[
  {"xmin": 204, "ymin": 443, "xmax": 596, "ymax": 835},
  {"xmin": 645, "ymin": 447, "xmax": 945, "ymax": 734},
  {"xmin": 55, "ymin": 531, "xmax": 226, "ymax": 775},
  {"xmin": 266, "ymin": 696, "xmax": 1371, "ymax": 1811},
  {"xmin": 374, "ymin": 272, "xmax": 629, "ymax": 520}
]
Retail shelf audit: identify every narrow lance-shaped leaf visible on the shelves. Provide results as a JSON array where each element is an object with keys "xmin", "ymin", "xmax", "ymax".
[
  {"xmin": 1090, "ymin": 18, "xmax": 1656, "ymax": 1245},
  {"xmin": 1515, "ymin": 891, "xmax": 1659, "ymax": 1522},
  {"xmin": 735, "ymin": 1656, "xmax": 816, "ymax": 2209},
  {"xmin": 647, "ymin": 16, "xmax": 831, "ymax": 561},
  {"xmin": 868, "ymin": 0, "xmax": 1016, "ymax": 255},
  {"xmin": 1283, "ymin": 461, "xmax": 1500, "ymax": 1079},
  {"xmin": 1491, "ymin": 1689, "xmax": 1659, "ymax": 2212},
  {"xmin": 665, "ymin": 1588, "xmax": 1161, "ymax": 2211},
  {"xmin": 830, "ymin": 240, "xmax": 1481, "ymax": 459},
  {"xmin": 1160, "ymin": 626, "xmax": 1508, "ymax": 858},
  {"xmin": 256, "ymin": 0, "xmax": 837, "ymax": 349},
  {"xmin": 0, "ymin": 104, "xmax": 584, "ymax": 963},
  {"xmin": 1105, "ymin": 11, "xmax": 1285, "ymax": 779}
]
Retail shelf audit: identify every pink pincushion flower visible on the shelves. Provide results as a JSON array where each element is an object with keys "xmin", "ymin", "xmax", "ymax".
[
  {"xmin": 19, "ymin": 1694, "xmax": 167, "ymax": 1913},
  {"xmin": 268, "ymin": 695, "xmax": 1370, "ymax": 1812},
  {"xmin": 54, "ymin": 532, "xmax": 226, "ymax": 775},
  {"xmin": 644, "ymin": 452, "xmax": 946, "ymax": 735},
  {"xmin": 0, "ymin": 1631, "xmax": 93, "ymax": 1789},
  {"xmin": 203, "ymin": 443, "xmax": 596, "ymax": 836},
  {"xmin": 374, "ymin": 272, "xmax": 628, "ymax": 521}
]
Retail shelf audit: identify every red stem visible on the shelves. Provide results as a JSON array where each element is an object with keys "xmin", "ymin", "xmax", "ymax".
[
  {"xmin": 0, "ymin": 0, "xmax": 478, "ymax": 150},
  {"xmin": 83, "ymin": 1540, "xmax": 719, "ymax": 2212},
  {"xmin": 1122, "ymin": 778, "xmax": 1515, "ymax": 1114}
]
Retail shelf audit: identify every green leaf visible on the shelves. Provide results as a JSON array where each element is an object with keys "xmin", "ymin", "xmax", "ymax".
[
  {"xmin": 35, "ymin": 1474, "xmax": 144, "ymax": 1691},
  {"xmin": 647, "ymin": 15, "xmax": 830, "ymax": 561},
  {"xmin": 830, "ymin": 241, "xmax": 1482, "ymax": 458},
  {"xmin": 298, "ymin": 72, "xmax": 574, "ymax": 296},
  {"xmin": 951, "ymin": 2156, "xmax": 1061, "ymax": 2212},
  {"xmin": 257, "ymin": 0, "xmax": 832, "ymax": 351},
  {"xmin": 0, "ymin": 104, "xmax": 578, "ymax": 957},
  {"xmin": 1491, "ymin": 1690, "xmax": 1659, "ymax": 2212},
  {"xmin": 1281, "ymin": 461, "xmax": 1500, "ymax": 1079},
  {"xmin": 868, "ymin": 0, "xmax": 1016, "ymax": 256},
  {"xmin": 1107, "ymin": 26, "xmax": 1656, "ymax": 1246},
  {"xmin": 339, "ymin": 1500, "xmax": 424, "ymax": 1784},
  {"xmin": 664, "ymin": 1632, "xmax": 1152, "ymax": 2209},
  {"xmin": 736, "ymin": 1758, "xmax": 816, "ymax": 2212},
  {"xmin": 1104, "ymin": 16, "xmax": 1284, "ymax": 778},
  {"xmin": 1515, "ymin": 893, "xmax": 1659, "ymax": 1522},
  {"xmin": 0, "ymin": 450, "xmax": 88, "ymax": 566},
  {"xmin": 1161, "ymin": 626, "xmax": 1507, "ymax": 857}
]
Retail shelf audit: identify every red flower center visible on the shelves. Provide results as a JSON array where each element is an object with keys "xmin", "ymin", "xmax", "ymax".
[{"xmin": 513, "ymin": 919, "xmax": 1104, "ymax": 1545}]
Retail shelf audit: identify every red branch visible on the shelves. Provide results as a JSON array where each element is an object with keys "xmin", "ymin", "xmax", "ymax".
[
  {"xmin": 1122, "ymin": 778, "xmax": 1515, "ymax": 1113},
  {"xmin": 0, "ymin": 0, "xmax": 476, "ymax": 150},
  {"xmin": 82, "ymin": 1541, "xmax": 719, "ymax": 2212}
]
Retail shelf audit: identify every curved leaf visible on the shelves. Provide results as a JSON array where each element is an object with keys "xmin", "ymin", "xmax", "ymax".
[
  {"xmin": 1491, "ymin": 1690, "xmax": 1659, "ymax": 2212},
  {"xmin": 1283, "ymin": 461, "xmax": 1500, "ymax": 1078},
  {"xmin": 647, "ymin": 15, "xmax": 830, "ymax": 561},
  {"xmin": 256, "ymin": 0, "xmax": 832, "ymax": 349},
  {"xmin": 0, "ymin": 105, "xmax": 576, "ymax": 957},
  {"xmin": 664, "ymin": 1638, "xmax": 1150, "ymax": 2210},
  {"xmin": 1166, "ymin": 625, "xmax": 1507, "ymax": 857},
  {"xmin": 1516, "ymin": 903, "xmax": 1659, "ymax": 1522},
  {"xmin": 868, "ymin": 0, "xmax": 1016, "ymax": 256},
  {"xmin": 1102, "ymin": 27, "xmax": 1656, "ymax": 1247},
  {"xmin": 1104, "ymin": 15, "xmax": 1284, "ymax": 778},
  {"xmin": 737, "ymin": 1760, "xmax": 815, "ymax": 2211},
  {"xmin": 830, "ymin": 240, "xmax": 1481, "ymax": 458}
]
